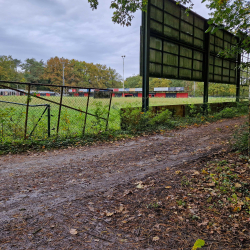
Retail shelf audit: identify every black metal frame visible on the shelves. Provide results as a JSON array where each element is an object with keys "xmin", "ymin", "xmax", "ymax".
[
  {"xmin": 141, "ymin": 0, "xmax": 242, "ymax": 111},
  {"xmin": 0, "ymin": 100, "xmax": 51, "ymax": 138}
]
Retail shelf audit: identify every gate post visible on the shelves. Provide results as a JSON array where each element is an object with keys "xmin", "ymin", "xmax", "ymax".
[
  {"xmin": 142, "ymin": 1, "xmax": 150, "ymax": 112},
  {"xmin": 24, "ymin": 84, "xmax": 31, "ymax": 139}
]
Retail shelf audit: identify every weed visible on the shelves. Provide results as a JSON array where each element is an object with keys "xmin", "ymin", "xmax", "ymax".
[
  {"xmin": 181, "ymin": 176, "xmax": 190, "ymax": 186},
  {"xmin": 176, "ymin": 199, "xmax": 186, "ymax": 207},
  {"xmin": 146, "ymin": 202, "xmax": 160, "ymax": 209}
]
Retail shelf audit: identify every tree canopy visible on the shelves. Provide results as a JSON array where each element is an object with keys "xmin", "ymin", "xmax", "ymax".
[{"xmin": 88, "ymin": 0, "xmax": 147, "ymax": 26}]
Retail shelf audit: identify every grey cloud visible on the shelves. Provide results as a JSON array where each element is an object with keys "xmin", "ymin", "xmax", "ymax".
[{"xmin": 0, "ymin": 0, "xmax": 209, "ymax": 79}]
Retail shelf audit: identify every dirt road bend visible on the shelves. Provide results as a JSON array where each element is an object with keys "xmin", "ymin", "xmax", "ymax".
[{"xmin": 0, "ymin": 116, "xmax": 246, "ymax": 249}]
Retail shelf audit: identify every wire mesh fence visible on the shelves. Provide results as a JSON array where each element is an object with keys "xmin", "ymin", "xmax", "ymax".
[{"xmin": 0, "ymin": 81, "xmax": 113, "ymax": 143}]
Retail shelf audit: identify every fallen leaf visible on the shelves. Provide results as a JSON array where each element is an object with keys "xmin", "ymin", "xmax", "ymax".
[
  {"xmin": 198, "ymin": 220, "xmax": 209, "ymax": 226},
  {"xmin": 106, "ymin": 211, "xmax": 114, "ymax": 217},
  {"xmin": 231, "ymin": 206, "xmax": 242, "ymax": 212},
  {"xmin": 192, "ymin": 171, "xmax": 200, "ymax": 176},
  {"xmin": 152, "ymin": 236, "xmax": 160, "ymax": 241},
  {"xmin": 136, "ymin": 181, "xmax": 145, "ymax": 189},
  {"xmin": 165, "ymin": 186, "xmax": 172, "ymax": 189},
  {"xmin": 175, "ymin": 170, "xmax": 182, "ymax": 174},
  {"xmin": 235, "ymin": 183, "xmax": 242, "ymax": 188},
  {"xmin": 207, "ymin": 182, "xmax": 215, "ymax": 187},
  {"xmin": 70, "ymin": 229, "xmax": 78, "ymax": 235},
  {"xmin": 192, "ymin": 239, "xmax": 205, "ymax": 250},
  {"xmin": 88, "ymin": 205, "xmax": 95, "ymax": 212},
  {"xmin": 116, "ymin": 204, "xmax": 124, "ymax": 213},
  {"xmin": 119, "ymin": 239, "xmax": 128, "ymax": 242},
  {"xmin": 238, "ymin": 201, "xmax": 244, "ymax": 206},
  {"xmin": 123, "ymin": 190, "xmax": 133, "ymax": 196},
  {"xmin": 202, "ymin": 169, "xmax": 209, "ymax": 175}
]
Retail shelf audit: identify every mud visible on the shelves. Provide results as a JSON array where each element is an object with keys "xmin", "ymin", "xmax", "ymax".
[{"xmin": 0, "ymin": 116, "xmax": 246, "ymax": 249}]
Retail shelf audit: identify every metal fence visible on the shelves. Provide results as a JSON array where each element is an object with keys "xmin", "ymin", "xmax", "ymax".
[{"xmin": 0, "ymin": 81, "xmax": 113, "ymax": 143}]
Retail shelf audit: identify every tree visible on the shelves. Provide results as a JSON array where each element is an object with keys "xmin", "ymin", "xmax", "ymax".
[
  {"xmin": 0, "ymin": 56, "xmax": 22, "ymax": 82},
  {"xmin": 106, "ymin": 67, "xmax": 122, "ymax": 88},
  {"xmin": 125, "ymin": 75, "xmax": 142, "ymax": 88},
  {"xmin": 125, "ymin": 75, "xmax": 172, "ymax": 90},
  {"xmin": 88, "ymin": 0, "xmax": 147, "ymax": 26},
  {"xmin": 149, "ymin": 78, "xmax": 171, "ymax": 91},
  {"xmin": 43, "ymin": 57, "xmax": 72, "ymax": 86},
  {"xmin": 43, "ymin": 57, "xmax": 122, "ymax": 89},
  {"xmin": 21, "ymin": 58, "xmax": 45, "ymax": 83}
]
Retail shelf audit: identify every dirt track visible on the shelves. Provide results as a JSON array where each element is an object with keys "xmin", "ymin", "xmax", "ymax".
[{"xmin": 0, "ymin": 116, "xmax": 247, "ymax": 249}]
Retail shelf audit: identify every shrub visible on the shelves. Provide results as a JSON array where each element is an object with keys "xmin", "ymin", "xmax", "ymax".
[
  {"xmin": 232, "ymin": 122, "xmax": 248, "ymax": 153},
  {"xmin": 120, "ymin": 107, "xmax": 173, "ymax": 132}
]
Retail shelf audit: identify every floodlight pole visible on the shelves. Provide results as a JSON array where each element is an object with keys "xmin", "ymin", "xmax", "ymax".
[
  {"xmin": 62, "ymin": 61, "xmax": 65, "ymax": 95},
  {"xmin": 121, "ymin": 55, "xmax": 125, "ymax": 90},
  {"xmin": 142, "ymin": 1, "xmax": 150, "ymax": 112}
]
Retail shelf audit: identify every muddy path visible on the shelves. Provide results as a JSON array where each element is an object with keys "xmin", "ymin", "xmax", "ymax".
[{"xmin": 0, "ymin": 116, "xmax": 246, "ymax": 249}]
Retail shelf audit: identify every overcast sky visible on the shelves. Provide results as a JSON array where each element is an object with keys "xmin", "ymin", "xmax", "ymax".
[{"xmin": 0, "ymin": 0, "xmax": 210, "ymax": 80}]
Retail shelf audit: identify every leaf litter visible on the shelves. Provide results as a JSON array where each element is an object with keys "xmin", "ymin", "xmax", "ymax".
[{"xmin": 0, "ymin": 116, "xmax": 248, "ymax": 249}]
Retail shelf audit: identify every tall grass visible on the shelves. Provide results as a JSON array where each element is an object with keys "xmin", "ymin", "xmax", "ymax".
[{"xmin": 0, "ymin": 95, "xmax": 246, "ymax": 144}]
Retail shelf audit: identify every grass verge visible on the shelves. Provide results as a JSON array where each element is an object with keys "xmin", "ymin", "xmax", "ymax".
[{"xmin": 0, "ymin": 102, "xmax": 248, "ymax": 155}]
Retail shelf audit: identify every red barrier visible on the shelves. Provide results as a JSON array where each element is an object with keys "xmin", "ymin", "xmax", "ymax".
[
  {"xmin": 138, "ymin": 93, "xmax": 142, "ymax": 98},
  {"xmin": 155, "ymin": 93, "xmax": 166, "ymax": 98},
  {"xmin": 46, "ymin": 93, "xmax": 50, "ymax": 96},
  {"xmin": 176, "ymin": 93, "xmax": 188, "ymax": 98},
  {"xmin": 84, "ymin": 93, "xmax": 88, "ymax": 97},
  {"xmin": 74, "ymin": 93, "xmax": 79, "ymax": 97}
]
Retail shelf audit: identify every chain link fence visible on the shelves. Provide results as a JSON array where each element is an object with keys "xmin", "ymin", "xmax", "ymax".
[{"xmin": 0, "ymin": 81, "xmax": 113, "ymax": 143}]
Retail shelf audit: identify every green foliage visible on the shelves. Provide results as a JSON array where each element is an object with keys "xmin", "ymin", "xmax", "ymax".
[
  {"xmin": 176, "ymin": 199, "xmax": 186, "ymax": 207},
  {"xmin": 232, "ymin": 122, "xmax": 248, "ymax": 153},
  {"xmin": 124, "ymin": 75, "xmax": 171, "ymax": 91},
  {"xmin": 43, "ymin": 57, "xmax": 122, "ymax": 89},
  {"xmin": 0, "ymin": 56, "xmax": 22, "ymax": 82},
  {"xmin": 88, "ymin": 0, "xmax": 148, "ymax": 27},
  {"xmin": 0, "ymin": 96, "xmax": 248, "ymax": 155},
  {"xmin": 192, "ymin": 239, "xmax": 205, "ymax": 250},
  {"xmin": 21, "ymin": 58, "xmax": 45, "ymax": 83},
  {"xmin": 218, "ymin": 107, "xmax": 237, "ymax": 118},
  {"xmin": 0, "ymin": 107, "xmax": 25, "ymax": 141},
  {"xmin": 146, "ymin": 202, "xmax": 159, "ymax": 209},
  {"xmin": 120, "ymin": 107, "xmax": 173, "ymax": 132}
]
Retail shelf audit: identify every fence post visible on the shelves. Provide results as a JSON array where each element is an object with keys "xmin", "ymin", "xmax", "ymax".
[
  {"xmin": 24, "ymin": 84, "xmax": 31, "ymax": 140},
  {"xmin": 236, "ymin": 53, "xmax": 241, "ymax": 102},
  {"xmin": 105, "ymin": 91, "xmax": 113, "ymax": 131},
  {"xmin": 82, "ymin": 89, "xmax": 90, "ymax": 135},
  {"xmin": 57, "ymin": 86, "xmax": 64, "ymax": 135},
  {"xmin": 47, "ymin": 104, "xmax": 51, "ymax": 137}
]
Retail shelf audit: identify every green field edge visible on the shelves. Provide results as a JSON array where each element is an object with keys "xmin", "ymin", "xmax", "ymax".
[{"xmin": 0, "ymin": 102, "xmax": 248, "ymax": 156}]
